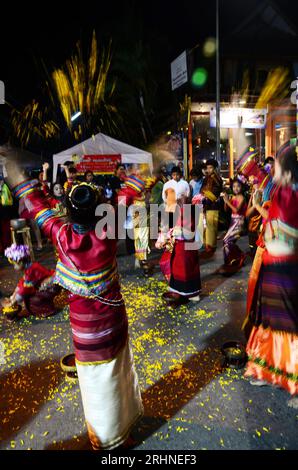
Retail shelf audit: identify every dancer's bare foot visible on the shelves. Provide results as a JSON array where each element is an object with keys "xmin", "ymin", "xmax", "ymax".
[{"xmin": 249, "ymin": 379, "xmax": 268, "ymax": 387}]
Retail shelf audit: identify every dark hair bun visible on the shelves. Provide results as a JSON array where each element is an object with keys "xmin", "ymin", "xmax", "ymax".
[
  {"xmin": 70, "ymin": 185, "xmax": 97, "ymax": 210},
  {"xmin": 66, "ymin": 184, "xmax": 100, "ymax": 225}
]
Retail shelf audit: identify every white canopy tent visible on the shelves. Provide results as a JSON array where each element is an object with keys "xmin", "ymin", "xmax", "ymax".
[{"xmin": 52, "ymin": 132, "xmax": 153, "ymax": 181}]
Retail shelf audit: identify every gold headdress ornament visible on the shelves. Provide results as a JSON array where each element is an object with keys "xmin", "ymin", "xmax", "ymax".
[{"xmin": 68, "ymin": 181, "xmax": 91, "ymax": 199}]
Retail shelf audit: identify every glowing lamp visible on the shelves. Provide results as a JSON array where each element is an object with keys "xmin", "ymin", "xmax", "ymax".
[
  {"xmin": 71, "ymin": 111, "xmax": 82, "ymax": 122},
  {"xmin": 191, "ymin": 68, "xmax": 208, "ymax": 88}
]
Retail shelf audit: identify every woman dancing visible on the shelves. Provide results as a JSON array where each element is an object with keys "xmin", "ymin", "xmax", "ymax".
[
  {"xmin": 244, "ymin": 146, "xmax": 298, "ymax": 407},
  {"xmin": 7, "ymin": 168, "xmax": 143, "ymax": 450}
]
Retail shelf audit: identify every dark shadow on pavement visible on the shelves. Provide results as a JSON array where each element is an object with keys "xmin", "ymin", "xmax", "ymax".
[{"xmin": 0, "ymin": 359, "xmax": 62, "ymax": 447}]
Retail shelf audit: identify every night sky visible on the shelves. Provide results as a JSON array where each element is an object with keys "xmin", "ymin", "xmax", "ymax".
[{"xmin": 1, "ymin": 0, "xmax": 298, "ymax": 120}]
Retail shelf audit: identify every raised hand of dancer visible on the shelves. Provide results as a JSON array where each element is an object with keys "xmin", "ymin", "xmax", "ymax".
[{"xmin": 42, "ymin": 162, "xmax": 50, "ymax": 182}]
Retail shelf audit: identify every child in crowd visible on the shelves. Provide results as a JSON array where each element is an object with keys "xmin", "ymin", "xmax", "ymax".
[
  {"xmin": 1, "ymin": 244, "xmax": 61, "ymax": 321},
  {"xmin": 246, "ymin": 176, "xmax": 262, "ymax": 256},
  {"xmin": 222, "ymin": 176, "xmax": 247, "ymax": 271}
]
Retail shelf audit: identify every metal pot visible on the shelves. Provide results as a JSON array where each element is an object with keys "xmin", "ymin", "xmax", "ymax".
[
  {"xmin": 10, "ymin": 218, "xmax": 27, "ymax": 230},
  {"xmin": 221, "ymin": 341, "xmax": 247, "ymax": 369}
]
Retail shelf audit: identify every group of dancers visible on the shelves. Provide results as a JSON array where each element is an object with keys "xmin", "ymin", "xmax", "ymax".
[{"xmin": 0, "ymin": 143, "xmax": 297, "ymax": 449}]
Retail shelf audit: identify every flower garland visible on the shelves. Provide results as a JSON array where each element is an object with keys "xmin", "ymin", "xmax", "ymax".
[{"xmin": 4, "ymin": 244, "xmax": 30, "ymax": 263}]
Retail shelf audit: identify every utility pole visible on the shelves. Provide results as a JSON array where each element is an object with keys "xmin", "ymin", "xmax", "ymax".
[
  {"xmin": 296, "ymin": 78, "xmax": 298, "ymax": 157},
  {"xmin": 216, "ymin": 0, "xmax": 221, "ymax": 166}
]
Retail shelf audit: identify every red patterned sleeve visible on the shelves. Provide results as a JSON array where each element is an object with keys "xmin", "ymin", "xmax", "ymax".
[
  {"xmin": 13, "ymin": 180, "xmax": 65, "ymax": 246},
  {"xmin": 16, "ymin": 268, "xmax": 36, "ymax": 297}
]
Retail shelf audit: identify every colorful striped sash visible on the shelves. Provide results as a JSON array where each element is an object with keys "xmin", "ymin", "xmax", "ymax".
[
  {"xmin": 125, "ymin": 175, "xmax": 145, "ymax": 193},
  {"xmin": 54, "ymin": 261, "xmax": 119, "ymax": 299},
  {"xmin": 13, "ymin": 179, "xmax": 39, "ymax": 199}
]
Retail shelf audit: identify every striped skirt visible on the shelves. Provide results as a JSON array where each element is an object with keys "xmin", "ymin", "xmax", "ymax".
[
  {"xmin": 245, "ymin": 254, "xmax": 298, "ymax": 395},
  {"xmin": 223, "ymin": 215, "xmax": 245, "ymax": 266},
  {"xmin": 69, "ymin": 285, "xmax": 143, "ymax": 448}
]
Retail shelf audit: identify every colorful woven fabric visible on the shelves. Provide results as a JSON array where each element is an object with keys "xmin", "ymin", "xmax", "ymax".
[
  {"xmin": 13, "ymin": 180, "xmax": 38, "ymax": 199},
  {"xmin": 223, "ymin": 215, "xmax": 245, "ymax": 266},
  {"xmin": 254, "ymin": 257, "xmax": 298, "ymax": 333},
  {"xmin": 69, "ymin": 283, "xmax": 128, "ymax": 363},
  {"xmin": 245, "ymin": 325, "xmax": 298, "ymax": 395},
  {"xmin": 35, "ymin": 208, "xmax": 57, "ymax": 228},
  {"xmin": 54, "ymin": 260, "xmax": 118, "ymax": 299},
  {"xmin": 124, "ymin": 175, "xmax": 145, "ymax": 193}
]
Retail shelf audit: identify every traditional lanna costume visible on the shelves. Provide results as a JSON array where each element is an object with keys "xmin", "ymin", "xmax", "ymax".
[
  {"xmin": 13, "ymin": 179, "xmax": 143, "ymax": 450},
  {"xmin": 155, "ymin": 228, "xmax": 175, "ymax": 282},
  {"xmin": 3, "ymin": 244, "xmax": 61, "ymax": 319},
  {"xmin": 244, "ymin": 184, "xmax": 298, "ymax": 395},
  {"xmin": 169, "ymin": 206, "xmax": 201, "ymax": 299},
  {"xmin": 0, "ymin": 178, "xmax": 13, "ymax": 253},
  {"xmin": 223, "ymin": 197, "xmax": 247, "ymax": 267},
  {"xmin": 156, "ymin": 200, "xmax": 201, "ymax": 303},
  {"xmin": 118, "ymin": 175, "xmax": 150, "ymax": 268}
]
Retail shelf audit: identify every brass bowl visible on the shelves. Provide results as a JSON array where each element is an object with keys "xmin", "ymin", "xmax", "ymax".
[
  {"xmin": 60, "ymin": 353, "xmax": 76, "ymax": 372},
  {"xmin": 10, "ymin": 219, "xmax": 27, "ymax": 230},
  {"xmin": 2, "ymin": 304, "xmax": 22, "ymax": 322},
  {"xmin": 221, "ymin": 341, "xmax": 247, "ymax": 369},
  {"xmin": 65, "ymin": 371, "xmax": 78, "ymax": 383},
  {"xmin": 2, "ymin": 304, "xmax": 21, "ymax": 315}
]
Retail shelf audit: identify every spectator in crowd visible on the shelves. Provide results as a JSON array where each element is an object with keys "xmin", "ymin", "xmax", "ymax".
[
  {"xmin": 63, "ymin": 166, "xmax": 79, "ymax": 192},
  {"xmin": 162, "ymin": 166, "xmax": 190, "ymax": 205},
  {"xmin": 105, "ymin": 181, "xmax": 114, "ymax": 202},
  {"xmin": 110, "ymin": 163, "xmax": 127, "ymax": 192},
  {"xmin": 0, "ymin": 175, "xmax": 13, "ymax": 254},
  {"xmin": 262, "ymin": 156, "xmax": 276, "ymax": 203},
  {"xmin": 150, "ymin": 166, "xmax": 168, "ymax": 206},
  {"xmin": 198, "ymin": 158, "xmax": 223, "ymax": 255},
  {"xmin": 84, "ymin": 171, "xmax": 99, "ymax": 188},
  {"xmin": 189, "ymin": 167, "xmax": 204, "ymax": 198},
  {"xmin": 160, "ymin": 165, "xmax": 170, "ymax": 182}
]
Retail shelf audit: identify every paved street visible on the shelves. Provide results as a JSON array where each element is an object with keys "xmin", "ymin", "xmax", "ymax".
[{"xmin": 0, "ymin": 239, "xmax": 297, "ymax": 450}]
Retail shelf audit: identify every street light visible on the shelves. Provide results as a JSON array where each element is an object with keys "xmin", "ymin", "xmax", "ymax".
[
  {"xmin": 71, "ymin": 111, "xmax": 82, "ymax": 122},
  {"xmin": 216, "ymin": 0, "xmax": 221, "ymax": 167}
]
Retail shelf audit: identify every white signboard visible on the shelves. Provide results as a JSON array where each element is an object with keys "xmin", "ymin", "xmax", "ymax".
[
  {"xmin": 210, "ymin": 107, "xmax": 267, "ymax": 129},
  {"xmin": 0, "ymin": 81, "xmax": 4, "ymax": 104},
  {"xmin": 171, "ymin": 51, "xmax": 188, "ymax": 91}
]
